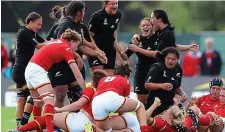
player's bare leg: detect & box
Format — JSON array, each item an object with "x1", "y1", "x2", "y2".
[
  {"x1": 136, "y1": 94, "x2": 147, "y2": 104},
  {"x1": 16, "y1": 97, "x2": 26, "y2": 127},
  {"x1": 53, "y1": 85, "x2": 68, "y2": 108}
]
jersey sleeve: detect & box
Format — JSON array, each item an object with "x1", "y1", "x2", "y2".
[
  {"x1": 156, "y1": 32, "x2": 176, "y2": 51},
  {"x1": 56, "y1": 21, "x2": 71, "y2": 38},
  {"x1": 177, "y1": 66, "x2": 183, "y2": 87},
  {"x1": 88, "y1": 13, "x2": 99, "y2": 33},
  {"x1": 145, "y1": 65, "x2": 161, "y2": 83},
  {"x1": 82, "y1": 88, "x2": 95, "y2": 102},
  {"x1": 63, "y1": 47, "x2": 75, "y2": 64},
  {"x1": 124, "y1": 48, "x2": 134, "y2": 58},
  {"x1": 82, "y1": 25, "x2": 91, "y2": 42},
  {"x1": 150, "y1": 118, "x2": 166, "y2": 131},
  {"x1": 21, "y1": 30, "x2": 39, "y2": 47},
  {"x1": 46, "y1": 23, "x2": 58, "y2": 40},
  {"x1": 36, "y1": 33, "x2": 45, "y2": 43},
  {"x1": 195, "y1": 96, "x2": 202, "y2": 107},
  {"x1": 123, "y1": 79, "x2": 131, "y2": 97}
]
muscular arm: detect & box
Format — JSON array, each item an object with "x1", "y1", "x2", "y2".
[
  {"x1": 55, "y1": 97, "x2": 88, "y2": 112},
  {"x1": 145, "y1": 65, "x2": 162, "y2": 90},
  {"x1": 176, "y1": 44, "x2": 190, "y2": 51},
  {"x1": 89, "y1": 31, "x2": 101, "y2": 50},
  {"x1": 78, "y1": 45, "x2": 99, "y2": 57},
  {"x1": 136, "y1": 48, "x2": 157, "y2": 58}
]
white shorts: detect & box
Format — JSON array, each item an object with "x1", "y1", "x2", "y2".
[
  {"x1": 25, "y1": 62, "x2": 50, "y2": 89},
  {"x1": 66, "y1": 112, "x2": 94, "y2": 132},
  {"x1": 121, "y1": 113, "x2": 141, "y2": 132},
  {"x1": 92, "y1": 91, "x2": 126, "y2": 121}
]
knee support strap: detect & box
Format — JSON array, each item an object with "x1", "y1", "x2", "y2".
[
  {"x1": 134, "y1": 100, "x2": 141, "y2": 112},
  {"x1": 40, "y1": 92, "x2": 54, "y2": 100},
  {"x1": 26, "y1": 96, "x2": 34, "y2": 105}
]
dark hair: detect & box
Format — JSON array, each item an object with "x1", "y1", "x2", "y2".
[
  {"x1": 50, "y1": 5, "x2": 63, "y2": 20},
  {"x1": 92, "y1": 69, "x2": 108, "y2": 87},
  {"x1": 114, "y1": 64, "x2": 132, "y2": 77},
  {"x1": 66, "y1": 1, "x2": 85, "y2": 17},
  {"x1": 156, "y1": 47, "x2": 180, "y2": 62},
  {"x1": 152, "y1": 9, "x2": 174, "y2": 29},
  {"x1": 25, "y1": 12, "x2": 42, "y2": 24}
]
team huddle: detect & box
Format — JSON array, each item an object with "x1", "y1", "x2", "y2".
[{"x1": 8, "y1": 0, "x2": 224, "y2": 132}]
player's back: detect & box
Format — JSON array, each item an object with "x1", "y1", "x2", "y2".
[
  {"x1": 30, "y1": 38, "x2": 73, "y2": 71},
  {"x1": 95, "y1": 75, "x2": 130, "y2": 97}
]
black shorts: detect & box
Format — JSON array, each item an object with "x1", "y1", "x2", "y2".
[
  {"x1": 133, "y1": 73, "x2": 149, "y2": 95},
  {"x1": 48, "y1": 61, "x2": 85, "y2": 88},
  {"x1": 88, "y1": 47, "x2": 116, "y2": 69},
  {"x1": 12, "y1": 65, "x2": 30, "y2": 97}
]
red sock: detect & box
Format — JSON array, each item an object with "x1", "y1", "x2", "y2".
[
  {"x1": 44, "y1": 104, "x2": 54, "y2": 132},
  {"x1": 33, "y1": 106, "x2": 43, "y2": 132},
  {"x1": 140, "y1": 125, "x2": 149, "y2": 132},
  {"x1": 33, "y1": 106, "x2": 42, "y2": 119},
  {"x1": 198, "y1": 114, "x2": 214, "y2": 126},
  {"x1": 18, "y1": 116, "x2": 46, "y2": 131},
  {"x1": 184, "y1": 115, "x2": 193, "y2": 128}
]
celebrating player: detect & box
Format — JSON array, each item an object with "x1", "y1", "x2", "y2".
[
  {"x1": 116, "y1": 18, "x2": 157, "y2": 104},
  {"x1": 88, "y1": 0, "x2": 122, "y2": 75},
  {"x1": 12, "y1": 12, "x2": 45, "y2": 127},
  {"x1": 145, "y1": 47, "x2": 186, "y2": 116}
]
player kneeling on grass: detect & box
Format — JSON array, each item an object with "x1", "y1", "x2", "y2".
[
  {"x1": 7, "y1": 28, "x2": 86, "y2": 132},
  {"x1": 92, "y1": 64, "x2": 149, "y2": 132}
]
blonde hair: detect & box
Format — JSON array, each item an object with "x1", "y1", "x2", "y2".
[
  {"x1": 61, "y1": 28, "x2": 81, "y2": 42},
  {"x1": 169, "y1": 105, "x2": 185, "y2": 126},
  {"x1": 139, "y1": 17, "x2": 152, "y2": 28}
]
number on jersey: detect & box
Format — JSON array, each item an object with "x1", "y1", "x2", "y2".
[
  {"x1": 104, "y1": 76, "x2": 116, "y2": 82},
  {"x1": 46, "y1": 39, "x2": 62, "y2": 45}
]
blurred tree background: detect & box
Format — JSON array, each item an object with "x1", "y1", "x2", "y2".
[{"x1": 1, "y1": 1, "x2": 225, "y2": 33}]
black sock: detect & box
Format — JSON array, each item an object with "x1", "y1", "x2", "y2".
[
  {"x1": 16, "y1": 118, "x2": 21, "y2": 127},
  {"x1": 20, "y1": 112, "x2": 31, "y2": 125},
  {"x1": 67, "y1": 85, "x2": 83, "y2": 104}
]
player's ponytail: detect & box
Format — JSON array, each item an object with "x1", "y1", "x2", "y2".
[
  {"x1": 114, "y1": 63, "x2": 132, "y2": 78},
  {"x1": 49, "y1": 5, "x2": 62, "y2": 20},
  {"x1": 61, "y1": 28, "x2": 81, "y2": 42}
]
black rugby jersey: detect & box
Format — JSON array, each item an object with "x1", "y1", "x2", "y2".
[
  {"x1": 55, "y1": 17, "x2": 91, "y2": 42},
  {"x1": 88, "y1": 8, "x2": 122, "y2": 48},
  {"x1": 125, "y1": 34, "x2": 157, "y2": 75},
  {"x1": 154, "y1": 26, "x2": 176, "y2": 51},
  {"x1": 15, "y1": 26, "x2": 44, "y2": 66},
  {"x1": 145, "y1": 62, "x2": 183, "y2": 104},
  {"x1": 46, "y1": 22, "x2": 59, "y2": 40},
  {"x1": 54, "y1": 17, "x2": 91, "y2": 56}
]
